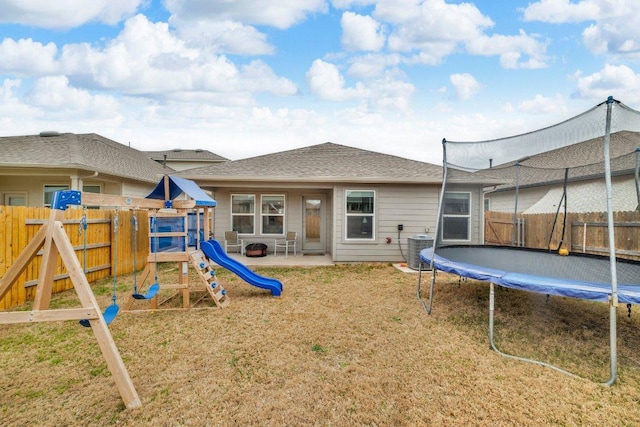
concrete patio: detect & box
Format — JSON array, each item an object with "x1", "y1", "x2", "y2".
[{"x1": 221, "y1": 251, "x2": 335, "y2": 267}]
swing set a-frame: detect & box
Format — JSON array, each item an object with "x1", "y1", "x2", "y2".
[{"x1": 0, "y1": 176, "x2": 217, "y2": 409}]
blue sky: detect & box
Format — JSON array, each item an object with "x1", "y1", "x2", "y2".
[{"x1": 1, "y1": 0, "x2": 639, "y2": 164}]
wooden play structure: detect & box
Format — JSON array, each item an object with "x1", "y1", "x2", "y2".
[{"x1": 0, "y1": 176, "x2": 226, "y2": 408}]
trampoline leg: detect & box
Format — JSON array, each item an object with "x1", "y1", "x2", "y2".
[
  {"x1": 605, "y1": 300, "x2": 617, "y2": 386},
  {"x1": 489, "y1": 283, "x2": 495, "y2": 350}
]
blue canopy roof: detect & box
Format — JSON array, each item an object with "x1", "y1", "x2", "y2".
[{"x1": 146, "y1": 175, "x2": 216, "y2": 207}]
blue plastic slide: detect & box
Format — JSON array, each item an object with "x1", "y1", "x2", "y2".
[{"x1": 200, "y1": 239, "x2": 283, "y2": 297}]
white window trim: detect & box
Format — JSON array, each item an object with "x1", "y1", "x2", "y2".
[
  {"x1": 442, "y1": 191, "x2": 471, "y2": 242},
  {"x1": 344, "y1": 189, "x2": 376, "y2": 241},
  {"x1": 231, "y1": 194, "x2": 256, "y2": 236},
  {"x1": 260, "y1": 194, "x2": 286, "y2": 236}
]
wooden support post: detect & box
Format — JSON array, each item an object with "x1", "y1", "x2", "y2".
[
  {"x1": 33, "y1": 209, "x2": 64, "y2": 310},
  {"x1": 52, "y1": 223, "x2": 141, "y2": 408}
]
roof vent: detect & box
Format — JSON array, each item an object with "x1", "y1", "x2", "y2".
[
  {"x1": 173, "y1": 148, "x2": 182, "y2": 152},
  {"x1": 195, "y1": 149, "x2": 203, "y2": 153},
  {"x1": 39, "y1": 131, "x2": 61, "y2": 137}
]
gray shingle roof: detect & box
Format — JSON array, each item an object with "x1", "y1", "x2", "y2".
[
  {"x1": 484, "y1": 131, "x2": 640, "y2": 191},
  {"x1": 0, "y1": 133, "x2": 170, "y2": 183},
  {"x1": 145, "y1": 149, "x2": 228, "y2": 162},
  {"x1": 179, "y1": 142, "x2": 448, "y2": 184}
]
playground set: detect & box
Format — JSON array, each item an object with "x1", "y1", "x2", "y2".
[{"x1": 0, "y1": 175, "x2": 283, "y2": 409}]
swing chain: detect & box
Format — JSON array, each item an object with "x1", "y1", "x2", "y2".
[
  {"x1": 111, "y1": 211, "x2": 119, "y2": 305},
  {"x1": 78, "y1": 212, "x2": 87, "y2": 236}
]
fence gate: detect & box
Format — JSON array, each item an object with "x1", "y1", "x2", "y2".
[{"x1": 484, "y1": 211, "x2": 525, "y2": 246}]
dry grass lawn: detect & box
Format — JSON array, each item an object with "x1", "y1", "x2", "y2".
[{"x1": 2, "y1": 263, "x2": 640, "y2": 426}]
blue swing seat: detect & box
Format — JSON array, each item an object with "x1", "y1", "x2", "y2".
[
  {"x1": 79, "y1": 303, "x2": 119, "y2": 328},
  {"x1": 132, "y1": 282, "x2": 160, "y2": 300}
]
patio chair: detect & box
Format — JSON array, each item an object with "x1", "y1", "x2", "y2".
[
  {"x1": 224, "y1": 231, "x2": 244, "y2": 254},
  {"x1": 274, "y1": 231, "x2": 297, "y2": 257}
]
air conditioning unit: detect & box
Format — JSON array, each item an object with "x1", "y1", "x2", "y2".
[{"x1": 407, "y1": 234, "x2": 433, "y2": 270}]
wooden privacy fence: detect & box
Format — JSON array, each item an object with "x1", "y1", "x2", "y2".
[
  {"x1": 0, "y1": 206, "x2": 149, "y2": 309},
  {"x1": 485, "y1": 210, "x2": 640, "y2": 261}
]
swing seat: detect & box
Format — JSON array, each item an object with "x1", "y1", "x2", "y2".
[
  {"x1": 79, "y1": 304, "x2": 120, "y2": 328},
  {"x1": 132, "y1": 283, "x2": 160, "y2": 300}
]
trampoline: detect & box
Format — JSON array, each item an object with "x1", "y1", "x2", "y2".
[
  {"x1": 419, "y1": 245, "x2": 640, "y2": 383},
  {"x1": 419, "y1": 97, "x2": 640, "y2": 384},
  {"x1": 420, "y1": 246, "x2": 640, "y2": 305}
]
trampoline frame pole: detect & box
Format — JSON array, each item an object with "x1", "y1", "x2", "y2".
[
  {"x1": 426, "y1": 138, "x2": 450, "y2": 315},
  {"x1": 603, "y1": 96, "x2": 618, "y2": 386}
]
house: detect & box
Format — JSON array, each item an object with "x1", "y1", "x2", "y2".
[
  {"x1": 0, "y1": 132, "x2": 491, "y2": 263},
  {"x1": 179, "y1": 142, "x2": 488, "y2": 262},
  {"x1": 484, "y1": 130, "x2": 640, "y2": 214},
  {"x1": 145, "y1": 149, "x2": 228, "y2": 171},
  {"x1": 0, "y1": 132, "x2": 170, "y2": 206}
]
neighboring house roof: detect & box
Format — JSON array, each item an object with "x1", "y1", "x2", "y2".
[
  {"x1": 0, "y1": 132, "x2": 170, "y2": 183},
  {"x1": 485, "y1": 131, "x2": 640, "y2": 192},
  {"x1": 180, "y1": 142, "x2": 483, "y2": 185},
  {"x1": 145, "y1": 149, "x2": 228, "y2": 163}
]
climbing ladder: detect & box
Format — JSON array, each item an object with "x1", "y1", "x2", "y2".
[{"x1": 189, "y1": 250, "x2": 230, "y2": 308}]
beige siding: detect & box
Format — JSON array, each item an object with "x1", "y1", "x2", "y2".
[
  {"x1": 486, "y1": 186, "x2": 552, "y2": 213},
  {"x1": 0, "y1": 170, "x2": 155, "y2": 206},
  {"x1": 333, "y1": 184, "x2": 441, "y2": 262}
]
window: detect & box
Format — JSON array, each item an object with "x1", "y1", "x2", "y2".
[
  {"x1": 484, "y1": 197, "x2": 490, "y2": 212},
  {"x1": 44, "y1": 185, "x2": 69, "y2": 207},
  {"x1": 83, "y1": 185, "x2": 101, "y2": 193},
  {"x1": 231, "y1": 194, "x2": 255, "y2": 234},
  {"x1": 442, "y1": 192, "x2": 471, "y2": 241},
  {"x1": 345, "y1": 190, "x2": 375, "y2": 240},
  {"x1": 261, "y1": 195, "x2": 285, "y2": 235},
  {"x1": 5, "y1": 193, "x2": 26, "y2": 206}
]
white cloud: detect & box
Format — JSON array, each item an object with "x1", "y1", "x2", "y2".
[
  {"x1": 347, "y1": 53, "x2": 401, "y2": 79},
  {"x1": 341, "y1": 12, "x2": 386, "y2": 52},
  {"x1": 53, "y1": 14, "x2": 296, "y2": 99},
  {"x1": 574, "y1": 64, "x2": 640, "y2": 104},
  {"x1": 0, "y1": 38, "x2": 59, "y2": 76},
  {"x1": 0, "y1": 79, "x2": 39, "y2": 118},
  {"x1": 0, "y1": 0, "x2": 142, "y2": 29},
  {"x1": 171, "y1": 20, "x2": 274, "y2": 55},
  {"x1": 26, "y1": 75, "x2": 121, "y2": 120},
  {"x1": 466, "y1": 30, "x2": 549, "y2": 69},
  {"x1": 363, "y1": 0, "x2": 548, "y2": 69},
  {"x1": 164, "y1": 1, "x2": 329, "y2": 56},
  {"x1": 450, "y1": 73, "x2": 481, "y2": 101},
  {"x1": 522, "y1": 0, "x2": 599, "y2": 23},
  {"x1": 379, "y1": 0, "x2": 493, "y2": 51},
  {"x1": 165, "y1": 0, "x2": 327, "y2": 30},
  {"x1": 306, "y1": 59, "x2": 369, "y2": 102},
  {"x1": 517, "y1": 94, "x2": 567, "y2": 115},
  {"x1": 306, "y1": 59, "x2": 414, "y2": 113},
  {"x1": 524, "y1": 0, "x2": 640, "y2": 58}
]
